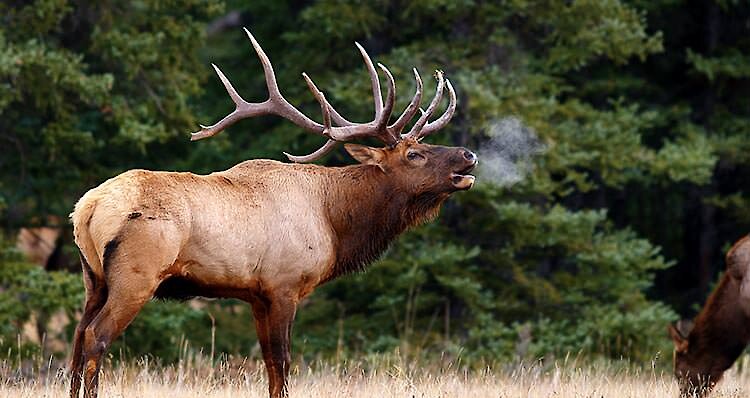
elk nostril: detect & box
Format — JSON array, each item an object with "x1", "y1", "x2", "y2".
[{"x1": 463, "y1": 150, "x2": 476, "y2": 162}]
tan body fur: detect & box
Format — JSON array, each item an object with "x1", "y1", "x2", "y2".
[
  {"x1": 72, "y1": 158, "x2": 450, "y2": 298},
  {"x1": 74, "y1": 161, "x2": 339, "y2": 301}
]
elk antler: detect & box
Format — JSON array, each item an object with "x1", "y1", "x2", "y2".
[
  {"x1": 194, "y1": 28, "x2": 456, "y2": 163},
  {"x1": 402, "y1": 70, "x2": 456, "y2": 141},
  {"x1": 287, "y1": 66, "x2": 425, "y2": 163}
]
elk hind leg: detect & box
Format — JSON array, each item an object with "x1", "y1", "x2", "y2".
[
  {"x1": 81, "y1": 279, "x2": 157, "y2": 398},
  {"x1": 80, "y1": 240, "x2": 173, "y2": 398},
  {"x1": 70, "y1": 256, "x2": 107, "y2": 398}
]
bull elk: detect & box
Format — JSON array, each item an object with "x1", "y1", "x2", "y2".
[
  {"x1": 668, "y1": 235, "x2": 750, "y2": 398},
  {"x1": 69, "y1": 29, "x2": 477, "y2": 398}
]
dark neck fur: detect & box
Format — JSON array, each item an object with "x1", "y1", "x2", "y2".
[
  {"x1": 321, "y1": 165, "x2": 447, "y2": 282},
  {"x1": 689, "y1": 274, "x2": 750, "y2": 372}
]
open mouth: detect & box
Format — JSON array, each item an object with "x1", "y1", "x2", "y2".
[{"x1": 450, "y1": 163, "x2": 477, "y2": 190}]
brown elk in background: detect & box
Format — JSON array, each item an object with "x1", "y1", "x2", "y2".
[
  {"x1": 15, "y1": 216, "x2": 72, "y2": 352},
  {"x1": 17, "y1": 223, "x2": 60, "y2": 267},
  {"x1": 16, "y1": 215, "x2": 72, "y2": 271},
  {"x1": 668, "y1": 235, "x2": 750, "y2": 398},
  {"x1": 69, "y1": 28, "x2": 477, "y2": 398}
]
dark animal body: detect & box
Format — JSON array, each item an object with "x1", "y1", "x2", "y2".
[
  {"x1": 68, "y1": 29, "x2": 477, "y2": 398},
  {"x1": 669, "y1": 235, "x2": 750, "y2": 397}
]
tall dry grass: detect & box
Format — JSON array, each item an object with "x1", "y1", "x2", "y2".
[{"x1": 2, "y1": 353, "x2": 750, "y2": 397}]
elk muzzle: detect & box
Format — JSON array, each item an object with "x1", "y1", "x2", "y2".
[{"x1": 451, "y1": 149, "x2": 478, "y2": 190}]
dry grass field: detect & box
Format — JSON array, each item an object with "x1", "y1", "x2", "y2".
[{"x1": 2, "y1": 354, "x2": 750, "y2": 398}]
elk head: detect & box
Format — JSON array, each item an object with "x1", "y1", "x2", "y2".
[
  {"x1": 191, "y1": 28, "x2": 476, "y2": 190},
  {"x1": 345, "y1": 140, "x2": 476, "y2": 194},
  {"x1": 668, "y1": 320, "x2": 720, "y2": 398}
]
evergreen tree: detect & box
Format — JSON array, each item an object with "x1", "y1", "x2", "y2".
[
  {"x1": 203, "y1": 0, "x2": 711, "y2": 362},
  {"x1": 1, "y1": 0, "x2": 748, "y2": 365},
  {"x1": 0, "y1": 0, "x2": 223, "y2": 226},
  {"x1": 0, "y1": 0, "x2": 221, "y2": 359}
]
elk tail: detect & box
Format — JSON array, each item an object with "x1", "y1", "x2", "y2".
[{"x1": 70, "y1": 192, "x2": 106, "y2": 281}]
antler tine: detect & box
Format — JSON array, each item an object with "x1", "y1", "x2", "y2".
[
  {"x1": 326, "y1": 62, "x2": 397, "y2": 144},
  {"x1": 244, "y1": 28, "x2": 280, "y2": 100},
  {"x1": 411, "y1": 108, "x2": 428, "y2": 136},
  {"x1": 211, "y1": 63, "x2": 246, "y2": 108},
  {"x1": 388, "y1": 68, "x2": 423, "y2": 136},
  {"x1": 355, "y1": 42, "x2": 383, "y2": 117},
  {"x1": 284, "y1": 74, "x2": 342, "y2": 163},
  {"x1": 301, "y1": 73, "x2": 332, "y2": 135},
  {"x1": 302, "y1": 72, "x2": 354, "y2": 127},
  {"x1": 376, "y1": 63, "x2": 397, "y2": 143},
  {"x1": 418, "y1": 79, "x2": 456, "y2": 138},
  {"x1": 320, "y1": 99, "x2": 354, "y2": 127},
  {"x1": 191, "y1": 64, "x2": 251, "y2": 141},
  {"x1": 284, "y1": 139, "x2": 338, "y2": 163},
  {"x1": 244, "y1": 28, "x2": 330, "y2": 133},
  {"x1": 404, "y1": 70, "x2": 445, "y2": 139}
]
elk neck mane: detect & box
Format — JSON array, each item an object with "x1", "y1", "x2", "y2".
[
  {"x1": 321, "y1": 164, "x2": 448, "y2": 281},
  {"x1": 688, "y1": 269, "x2": 750, "y2": 371}
]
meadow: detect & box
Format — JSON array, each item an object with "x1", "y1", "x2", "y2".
[{"x1": 3, "y1": 354, "x2": 750, "y2": 398}]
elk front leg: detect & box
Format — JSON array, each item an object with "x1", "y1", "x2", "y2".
[
  {"x1": 251, "y1": 293, "x2": 297, "y2": 398},
  {"x1": 251, "y1": 299, "x2": 275, "y2": 392}
]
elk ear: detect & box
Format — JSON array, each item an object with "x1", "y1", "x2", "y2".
[
  {"x1": 345, "y1": 144, "x2": 385, "y2": 170},
  {"x1": 676, "y1": 319, "x2": 694, "y2": 336},
  {"x1": 668, "y1": 322, "x2": 690, "y2": 353}
]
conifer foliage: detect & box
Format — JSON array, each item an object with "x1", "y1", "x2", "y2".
[{"x1": 1, "y1": 0, "x2": 748, "y2": 364}]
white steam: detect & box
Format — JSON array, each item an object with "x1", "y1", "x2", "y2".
[{"x1": 476, "y1": 117, "x2": 546, "y2": 187}]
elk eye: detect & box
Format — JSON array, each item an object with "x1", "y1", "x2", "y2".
[{"x1": 407, "y1": 151, "x2": 424, "y2": 161}]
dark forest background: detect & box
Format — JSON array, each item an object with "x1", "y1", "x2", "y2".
[{"x1": 1, "y1": 0, "x2": 749, "y2": 367}]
